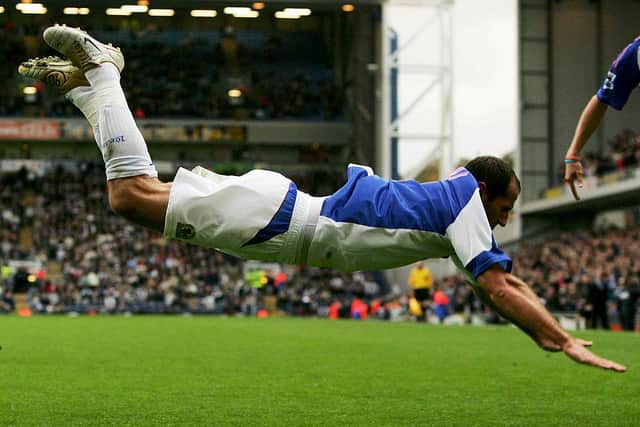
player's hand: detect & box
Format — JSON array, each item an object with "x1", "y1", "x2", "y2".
[
  {"x1": 574, "y1": 338, "x2": 592, "y2": 347},
  {"x1": 562, "y1": 338, "x2": 626, "y2": 372},
  {"x1": 564, "y1": 161, "x2": 583, "y2": 201}
]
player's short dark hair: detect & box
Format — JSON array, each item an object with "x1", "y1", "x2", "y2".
[{"x1": 465, "y1": 156, "x2": 520, "y2": 200}]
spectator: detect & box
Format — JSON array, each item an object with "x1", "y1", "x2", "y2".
[
  {"x1": 616, "y1": 275, "x2": 639, "y2": 331},
  {"x1": 407, "y1": 261, "x2": 433, "y2": 322},
  {"x1": 432, "y1": 286, "x2": 449, "y2": 324}
]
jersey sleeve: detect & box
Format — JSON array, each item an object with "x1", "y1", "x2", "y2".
[
  {"x1": 465, "y1": 236, "x2": 512, "y2": 278},
  {"x1": 445, "y1": 189, "x2": 512, "y2": 278},
  {"x1": 596, "y1": 39, "x2": 640, "y2": 110}
]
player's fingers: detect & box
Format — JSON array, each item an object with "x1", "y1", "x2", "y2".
[
  {"x1": 610, "y1": 363, "x2": 627, "y2": 373},
  {"x1": 563, "y1": 166, "x2": 574, "y2": 184},
  {"x1": 564, "y1": 343, "x2": 625, "y2": 372},
  {"x1": 576, "y1": 338, "x2": 593, "y2": 347},
  {"x1": 583, "y1": 351, "x2": 627, "y2": 372},
  {"x1": 575, "y1": 168, "x2": 584, "y2": 187},
  {"x1": 569, "y1": 180, "x2": 580, "y2": 200},
  {"x1": 564, "y1": 164, "x2": 583, "y2": 201},
  {"x1": 597, "y1": 359, "x2": 627, "y2": 373}
]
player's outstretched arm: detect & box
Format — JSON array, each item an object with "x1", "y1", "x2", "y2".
[
  {"x1": 564, "y1": 96, "x2": 608, "y2": 200},
  {"x1": 476, "y1": 266, "x2": 626, "y2": 373}
]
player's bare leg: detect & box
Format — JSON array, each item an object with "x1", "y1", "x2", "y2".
[
  {"x1": 19, "y1": 25, "x2": 170, "y2": 233},
  {"x1": 108, "y1": 176, "x2": 171, "y2": 232}
]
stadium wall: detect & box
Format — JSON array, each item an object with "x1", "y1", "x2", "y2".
[
  {"x1": 521, "y1": 0, "x2": 640, "y2": 202},
  {"x1": 520, "y1": 0, "x2": 640, "y2": 237}
]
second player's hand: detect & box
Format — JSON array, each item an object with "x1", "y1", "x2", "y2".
[
  {"x1": 563, "y1": 338, "x2": 626, "y2": 372},
  {"x1": 564, "y1": 161, "x2": 584, "y2": 200}
]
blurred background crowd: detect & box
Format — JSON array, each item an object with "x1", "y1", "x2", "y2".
[
  {"x1": 2, "y1": 22, "x2": 343, "y2": 120},
  {"x1": 0, "y1": 15, "x2": 639, "y2": 332},
  {"x1": 0, "y1": 165, "x2": 638, "y2": 331},
  {"x1": 556, "y1": 128, "x2": 640, "y2": 184}
]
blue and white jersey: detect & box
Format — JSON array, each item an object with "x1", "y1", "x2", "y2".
[
  {"x1": 597, "y1": 36, "x2": 640, "y2": 110},
  {"x1": 306, "y1": 164, "x2": 512, "y2": 276}
]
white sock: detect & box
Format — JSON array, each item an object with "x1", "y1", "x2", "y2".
[
  {"x1": 85, "y1": 63, "x2": 128, "y2": 109},
  {"x1": 66, "y1": 63, "x2": 157, "y2": 180},
  {"x1": 65, "y1": 86, "x2": 98, "y2": 129}
]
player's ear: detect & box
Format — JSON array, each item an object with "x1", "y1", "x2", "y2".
[{"x1": 478, "y1": 181, "x2": 489, "y2": 201}]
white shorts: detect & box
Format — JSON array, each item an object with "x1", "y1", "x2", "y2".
[{"x1": 164, "y1": 166, "x2": 323, "y2": 264}]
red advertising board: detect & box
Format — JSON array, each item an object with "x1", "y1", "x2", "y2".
[{"x1": 0, "y1": 120, "x2": 61, "y2": 140}]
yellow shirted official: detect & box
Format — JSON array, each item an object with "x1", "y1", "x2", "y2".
[{"x1": 408, "y1": 261, "x2": 433, "y2": 290}]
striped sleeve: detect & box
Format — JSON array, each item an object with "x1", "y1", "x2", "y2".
[
  {"x1": 445, "y1": 189, "x2": 512, "y2": 278},
  {"x1": 596, "y1": 38, "x2": 640, "y2": 110}
]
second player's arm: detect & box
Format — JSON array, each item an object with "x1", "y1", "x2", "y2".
[
  {"x1": 564, "y1": 96, "x2": 608, "y2": 198},
  {"x1": 566, "y1": 95, "x2": 608, "y2": 159}
]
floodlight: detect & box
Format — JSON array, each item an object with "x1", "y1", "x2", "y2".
[
  {"x1": 275, "y1": 11, "x2": 301, "y2": 19},
  {"x1": 16, "y1": 3, "x2": 47, "y2": 14},
  {"x1": 106, "y1": 8, "x2": 132, "y2": 16},
  {"x1": 224, "y1": 7, "x2": 252, "y2": 14},
  {"x1": 64, "y1": 7, "x2": 90, "y2": 15},
  {"x1": 283, "y1": 8, "x2": 311, "y2": 16},
  {"x1": 191, "y1": 10, "x2": 217, "y2": 18},
  {"x1": 121, "y1": 5, "x2": 148, "y2": 13},
  {"x1": 149, "y1": 9, "x2": 175, "y2": 16}
]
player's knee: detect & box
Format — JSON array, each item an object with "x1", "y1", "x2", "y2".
[
  {"x1": 106, "y1": 176, "x2": 169, "y2": 232},
  {"x1": 107, "y1": 180, "x2": 140, "y2": 218}
]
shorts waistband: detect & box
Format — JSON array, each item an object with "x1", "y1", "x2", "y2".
[{"x1": 293, "y1": 194, "x2": 324, "y2": 265}]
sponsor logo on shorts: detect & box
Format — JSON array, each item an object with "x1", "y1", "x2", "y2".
[
  {"x1": 106, "y1": 135, "x2": 126, "y2": 145},
  {"x1": 176, "y1": 222, "x2": 195, "y2": 239}
]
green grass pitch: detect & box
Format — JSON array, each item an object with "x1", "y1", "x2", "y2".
[{"x1": 0, "y1": 316, "x2": 638, "y2": 426}]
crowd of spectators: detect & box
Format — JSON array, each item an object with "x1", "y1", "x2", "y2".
[
  {"x1": 556, "y1": 128, "x2": 640, "y2": 184},
  {"x1": 0, "y1": 165, "x2": 395, "y2": 319},
  {"x1": 0, "y1": 165, "x2": 638, "y2": 331},
  {"x1": 421, "y1": 226, "x2": 640, "y2": 331},
  {"x1": 0, "y1": 171, "x2": 25, "y2": 262},
  {"x1": 510, "y1": 227, "x2": 640, "y2": 330},
  {"x1": 2, "y1": 21, "x2": 343, "y2": 120}
]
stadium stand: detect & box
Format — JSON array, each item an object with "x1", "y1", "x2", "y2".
[
  {"x1": 541, "y1": 128, "x2": 640, "y2": 200},
  {"x1": 0, "y1": 164, "x2": 637, "y2": 330},
  {"x1": 555, "y1": 128, "x2": 638, "y2": 186},
  {"x1": 0, "y1": 6, "x2": 636, "y2": 332},
  {"x1": 436, "y1": 225, "x2": 640, "y2": 330},
  {"x1": 4, "y1": 23, "x2": 342, "y2": 120},
  {"x1": 0, "y1": 164, "x2": 395, "y2": 317},
  {"x1": 0, "y1": 7, "x2": 369, "y2": 319}
]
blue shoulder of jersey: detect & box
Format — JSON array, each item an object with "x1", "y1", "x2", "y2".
[
  {"x1": 321, "y1": 165, "x2": 480, "y2": 234},
  {"x1": 597, "y1": 37, "x2": 640, "y2": 110}
]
